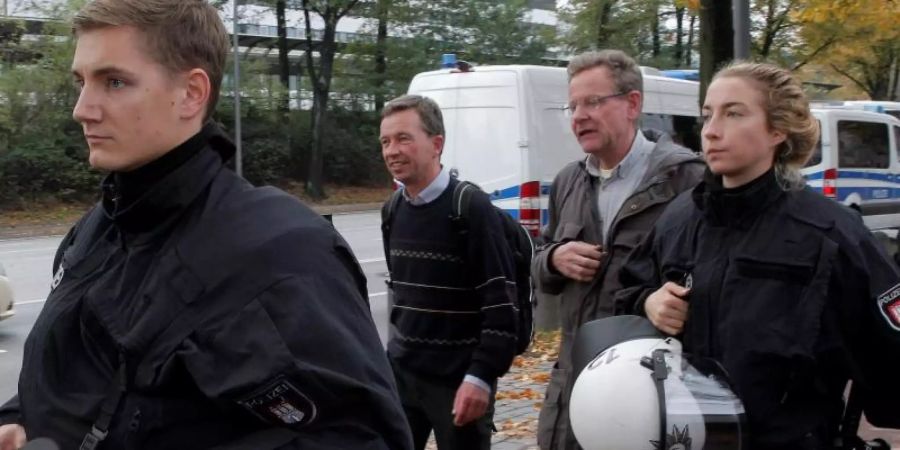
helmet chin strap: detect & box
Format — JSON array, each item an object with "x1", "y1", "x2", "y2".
[{"x1": 641, "y1": 348, "x2": 671, "y2": 449}]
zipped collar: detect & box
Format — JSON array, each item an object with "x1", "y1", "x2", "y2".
[
  {"x1": 101, "y1": 122, "x2": 236, "y2": 235},
  {"x1": 692, "y1": 168, "x2": 783, "y2": 229}
]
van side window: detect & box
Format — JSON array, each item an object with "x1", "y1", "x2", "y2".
[
  {"x1": 640, "y1": 113, "x2": 700, "y2": 153},
  {"x1": 895, "y1": 126, "x2": 900, "y2": 161},
  {"x1": 805, "y1": 119, "x2": 823, "y2": 167},
  {"x1": 837, "y1": 120, "x2": 890, "y2": 168}
]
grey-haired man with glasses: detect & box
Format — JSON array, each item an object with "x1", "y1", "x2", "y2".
[{"x1": 531, "y1": 49, "x2": 704, "y2": 450}]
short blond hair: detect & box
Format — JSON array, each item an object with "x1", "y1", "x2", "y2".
[
  {"x1": 73, "y1": 0, "x2": 229, "y2": 120},
  {"x1": 713, "y1": 61, "x2": 820, "y2": 190}
]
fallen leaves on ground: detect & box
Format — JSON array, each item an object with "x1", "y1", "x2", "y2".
[
  {"x1": 495, "y1": 387, "x2": 543, "y2": 401},
  {"x1": 495, "y1": 417, "x2": 539, "y2": 439},
  {"x1": 490, "y1": 329, "x2": 562, "y2": 441}
]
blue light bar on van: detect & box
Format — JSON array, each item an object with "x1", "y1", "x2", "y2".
[
  {"x1": 442, "y1": 53, "x2": 457, "y2": 69},
  {"x1": 661, "y1": 69, "x2": 699, "y2": 81},
  {"x1": 863, "y1": 104, "x2": 886, "y2": 113}
]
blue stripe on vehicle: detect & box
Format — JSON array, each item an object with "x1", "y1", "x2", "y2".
[
  {"x1": 490, "y1": 186, "x2": 521, "y2": 201},
  {"x1": 489, "y1": 182, "x2": 553, "y2": 200},
  {"x1": 805, "y1": 171, "x2": 824, "y2": 181},
  {"x1": 805, "y1": 170, "x2": 900, "y2": 183},
  {"x1": 500, "y1": 208, "x2": 520, "y2": 220}
]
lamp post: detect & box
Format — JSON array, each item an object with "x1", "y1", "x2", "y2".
[{"x1": 733, "y1": 0, "x2": 751, "y2": 59}]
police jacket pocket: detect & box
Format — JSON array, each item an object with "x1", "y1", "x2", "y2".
[
  {"x1": 733, "y1": 256, "x2": 814, "y2": 285},
  {"x1": 727, "y1": 255, "x2": 819, "y2": 335},
  {"x1": 114, "y1": 391, "x2": 251, "y2": 450},
  {"x1": 721, "y1": 253, "x2": 831, "y2": 424}
]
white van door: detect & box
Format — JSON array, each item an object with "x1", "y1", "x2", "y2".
[
  {"x1": 408, "y1": 70, "x2": 523, "y2": 208},
  {"x1": 833, "y1": 113, "x2": 900, "y2": 229}
]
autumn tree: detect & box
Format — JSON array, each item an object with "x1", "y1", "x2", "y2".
[
  {"x1": 795, "y1": 0, "x2": 900, "y2": 100},
  {"x1": 751, "y1": 0, "x2": 800, "y2": 60}
]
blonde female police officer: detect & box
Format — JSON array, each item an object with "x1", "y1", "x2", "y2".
[{"x1": 616, "y1": 62, "x2": 900, "y2": 449}]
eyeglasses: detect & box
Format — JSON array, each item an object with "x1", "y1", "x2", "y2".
[{"x1": 563, "y1": 92, "x2": 628, "y2": 117}]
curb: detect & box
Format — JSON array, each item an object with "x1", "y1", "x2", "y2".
[
  {"x1": 0, "y1": 203, "x2": 383, "y2": 241},
  {"x1": 310, "y1": 202, "x2": 382, "y2": 215}
]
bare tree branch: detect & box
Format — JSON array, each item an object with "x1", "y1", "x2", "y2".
[
  {"x1": 337, "y1": 0, "x2": 361, "y2": 19},
  {"x1": 831, "y1": 63, "x2": 873, "y2": 98},
  {"x1": 790, "y1": 34, "x2": 837, "y2": 72}
]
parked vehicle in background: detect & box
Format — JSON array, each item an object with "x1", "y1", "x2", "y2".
[
  {"x1": 0, "y1": 263, "x2": 16, "y2": 321},
  {"x1": 812, "y1": 100, "x2": 900, "y2": 121},
  {"x1": 803, "y1": 107, "x2": 900, "y2": 231},
  {"x1": 406, "y1": 62, "x2": 700, "y2": 237}
]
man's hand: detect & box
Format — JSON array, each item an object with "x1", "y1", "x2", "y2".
[
  {"x1": 644, "y1": 282, "x2": 690, "y2": 335},
  {"x1": 0, "y1": 424, "x2": 26, "y2": 450},
  {"x1": 452, "y1": 381, "x2": 489, "y2": 426},
  {"x1": 550, "y1": 241, "x2": 604, "y2": 282}
]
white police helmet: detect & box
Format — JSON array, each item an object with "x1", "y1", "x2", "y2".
[{"x1": 568, "y1": 316, "x2": 746, "y2": 450}]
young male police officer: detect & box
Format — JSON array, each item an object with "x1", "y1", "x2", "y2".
[
  {"x1": 531, "y1": 50, "x2": 704, "y2": 450},
  {"x1": 0, "y1": 1, "x2": 412, "y2": 449},
  {"x1": 379, "y1": 95, "x2": 518, "y2": 450}
]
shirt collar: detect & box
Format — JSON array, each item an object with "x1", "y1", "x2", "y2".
[
  {"x1": 585, "y1": 130, "x2": 648, "y2": 179},
  {"x1": 402, "y1": 165, "x2": 450, "y2": 205}
]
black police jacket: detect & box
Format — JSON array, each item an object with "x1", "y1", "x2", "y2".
[
  {"x1": 616, "y1": 170, "x2": 900, "y2": 449},
  {"x1": 0, "y1": 124, "x2": 413, "y2": 450}
]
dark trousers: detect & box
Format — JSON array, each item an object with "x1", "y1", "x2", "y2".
[{"x1": 390, "y1": 361, "x2": 494, "y2": 450}]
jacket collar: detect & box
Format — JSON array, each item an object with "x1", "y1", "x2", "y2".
[
  {"x1": 577, "y1": 129, "x2": 702, "y2": 188},
  {"x1": 691, "y1": 168, "x2": 783, "y2": 229},
  {"x1": 101, "y1": 122, "x2": 236, "y2": 235}
]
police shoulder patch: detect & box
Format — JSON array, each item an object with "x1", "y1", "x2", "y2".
[
  {"x1": 877, "y1": 283, "x2": 900, "y2": 331},
  {"x1": 238, "y1": 376, "x2": 317, "y2": 427}
]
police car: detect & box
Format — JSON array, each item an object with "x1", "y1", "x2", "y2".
[
  {"x1": 803, "y1": 107, "x2": 900, "y2": 231},
  {"x1": 0, "y1": 263, "x2": 16, "y2": 321}
]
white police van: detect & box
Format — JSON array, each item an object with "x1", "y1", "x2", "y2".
[
  {"x1": 803, "y1": 107, "x2": 900, "y2": 230},
  {"x1": 812, "y1": 100, "x2": 900, "y2": 121},
  {"x1": 406, "y1": 62, "x2": 700, "y2": 238}
]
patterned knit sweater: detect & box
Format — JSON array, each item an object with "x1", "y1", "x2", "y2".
[{"x1": 386, "y1": 178, "x2": 518, "y2": 384}]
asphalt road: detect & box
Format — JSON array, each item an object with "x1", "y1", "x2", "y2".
[{"x1": 0, "y1": 211, "x2": 391, "y2": 403}]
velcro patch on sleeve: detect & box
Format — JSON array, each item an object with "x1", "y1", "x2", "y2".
[
  {"x1": 877, "y1": 283, "x2": 900, "y2": 331},
  {"x1": 238, "y1": 377, "x2": 317, "y2": 427}
]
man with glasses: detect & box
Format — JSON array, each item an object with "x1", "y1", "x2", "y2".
[{"x1": 531, "y1": 50, "x2": 704, "y2": 450}]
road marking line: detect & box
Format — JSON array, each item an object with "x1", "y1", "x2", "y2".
[
  {"x1": 14, "y1": 292, "x2": 388, "y2": 306},
  {"x1": 0, "y1": 247, "x2": 60, "y2": 255},
  {"x1": 17, "y1": 299, "x2": 46, "y2": 305},
  {"x1": 358, "y1": 257, "x2": 386, "y2": 264}
]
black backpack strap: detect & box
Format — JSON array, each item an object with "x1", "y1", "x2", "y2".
[
  {"x1": 451, "y1": 180, "x2": 478, "y2": 227},
  {"x1": 380, "y1": 190, "x2": 403, "y2": 274}
]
